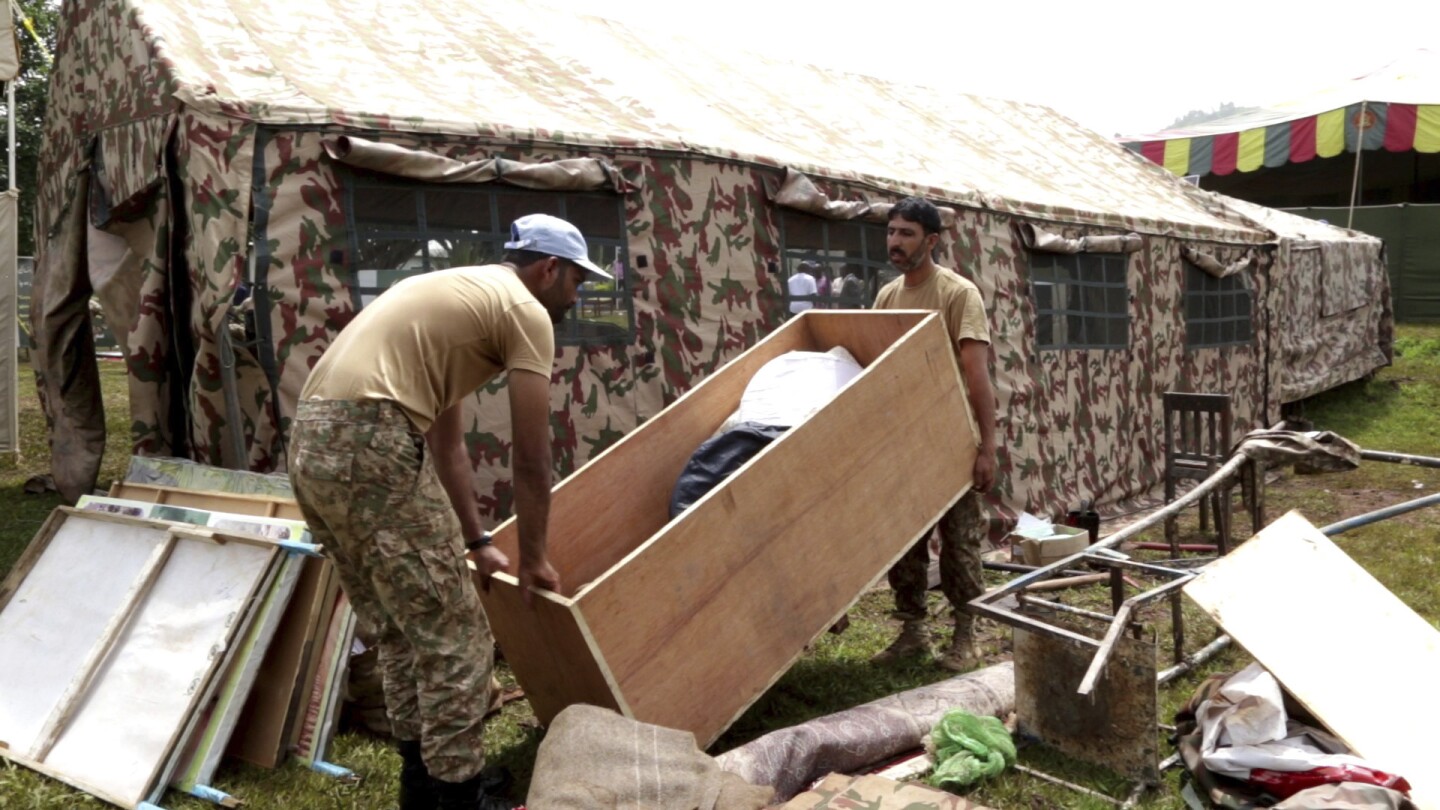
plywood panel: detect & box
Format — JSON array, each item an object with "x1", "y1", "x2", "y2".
[
  {"x1": 581, "y1": 312, "x2": 973, "y2": 745},
  {"x1": 480, "y1": 574, "x2": 623, "y2": 726},
  {"x1": 228, "y1": 556, "x2": 331, "y2": 768},
  {"x1": 1184, "y1": 511, "x2": 1440, "y2": 810},
  {"x1": 485, "y1": 315, "x2": 814, "y2": 594}
]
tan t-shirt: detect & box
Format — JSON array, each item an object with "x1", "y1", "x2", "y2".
[
  {"x1": 301, "y1": 265, "x2": 555, "y2": 432},
  {"x1": 874, "y1": 266, "x2": 990, "y2": 359}
]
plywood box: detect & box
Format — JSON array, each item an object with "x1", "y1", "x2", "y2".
[{"x1": 478, "y1": 310, "x2": 977, "y2": 747}]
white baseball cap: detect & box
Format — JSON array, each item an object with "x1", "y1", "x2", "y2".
[{"x1": 504, "y1": 214, "x2": 613, "y2": 282}]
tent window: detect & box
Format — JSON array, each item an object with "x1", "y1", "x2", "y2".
[
  {"x1": 345, "y1": 176, "x2": 633, "y2": 346},
  {"x1": 1184, "y1": 262, "x2": 1253, "y2": 350},
  {"x1": 1029, "y1": 252, "x2": 1129, "y2": 350},
  {"x1": 778, "y1": 210, "x2": 897, "y2": 314}
]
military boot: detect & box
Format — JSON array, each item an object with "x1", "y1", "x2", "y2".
[
  {"x1": 870, "y1": 619, "x2": 931, "y2": 664},
  {"x1": 395, "y1": 740, "x2": 436, "y2": 810},
  {"x1": 432, "y1": 771, "x2": 518, "y2": 810},
  {"x1": 939, "y1": 615, "x2": 982, "y2": 673}
]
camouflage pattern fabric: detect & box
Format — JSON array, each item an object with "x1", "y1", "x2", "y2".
[
  {"x1": 32, "y1": 0, "x2": 1392, "y2": 536},
  {"x1": 716, "y1": 663, "x2": 1014, "y2": 802},
  {"x1": 287, "y1": 399, "x2": 493, "y2": 783},
  {"x1": 887, "y1": 492, "x2": 985, "y2": 628}
]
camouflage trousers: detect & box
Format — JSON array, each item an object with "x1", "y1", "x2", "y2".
[
  {"x1": 887, "y1": 490, "x2": 986, "y2": 635},
  {"x1": 288, "y1": 399, "x2": 493, "y2": 783}
]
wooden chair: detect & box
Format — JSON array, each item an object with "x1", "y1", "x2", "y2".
[{"x1": 1163, "y1": 392, "x2": 1234, "y2": 554}]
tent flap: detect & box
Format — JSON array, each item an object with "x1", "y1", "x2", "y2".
[
  {"x1": 770, "y1": 168, "x2": 956, "y2": 228},
  {"x1": 323, "y1": 135, "x2": 631, "y2": 192},
  {"x1": 90, "y1": 115, "x2": 176, "y2": 228}
]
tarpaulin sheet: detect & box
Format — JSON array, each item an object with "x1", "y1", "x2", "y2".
[
  {"x1": 0, "y1": 190, "x2": 17, "y2": 453},
  {"x1": 1287, "y1": 204, "x2": 1440, "y2": 322},
  {"x1": 0, "y1": 12, "x2": 18, "y2": 82}
]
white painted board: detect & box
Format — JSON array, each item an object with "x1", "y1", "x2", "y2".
[
  {"x1": 1184, "y1": 511, "x2": 1440, "y2": 810},
  {"x1": 0, "y1": 511, "x2": 276, "y2": 807},
  {"x1": 0, "y1": 518, "x2": 164, "y2": 752}
]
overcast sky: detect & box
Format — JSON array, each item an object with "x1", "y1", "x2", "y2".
[{"x1": 554, "y1": 0, "x2": 1437, "y2": 137}]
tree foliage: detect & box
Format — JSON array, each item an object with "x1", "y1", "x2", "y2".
[
  {"x1": 1165, "y1": 101, "x2": 1258, "y2": 131},
  {"x1": 2, "y1": 0, "x2": 60, "y2": 257}
]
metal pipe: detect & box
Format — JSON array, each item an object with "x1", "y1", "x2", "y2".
[
  {"x1": 7, "y1": 80, "x2": 14, "y2": 190},
  {"x1": 1014, "y1": 764, "x2": 1125, "y2": 807},
  {"x1": 1158, "y1": 635, "x2": 1232, "y2": 685},
  {"x1": 1359, "y1": 449, "x2": 1440, "y2": 469},
  {"x1": 1320, "y1": 492, "x2": 1440, "y2": 536},
  {"x1": 984, "y1": 560, "x2": 1093, "y2": 578},
  {"x1": 1017, "y1": 594, "x2": 1117, "y2": 625}
]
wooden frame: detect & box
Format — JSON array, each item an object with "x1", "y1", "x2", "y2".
[
  {"x1": 479, "y1": 310, "x2": 977, "y2": 746},
  {"x1": 109, "y1": 482, "x2": 305, "y2": 521},
  {"x1": 0, "y1": 508, "x2": 281, "y2": 808}
]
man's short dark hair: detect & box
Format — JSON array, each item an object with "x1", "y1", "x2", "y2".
[
  {"x1": 503, "y1": 248, "x2": 550, "y2": 267},
  {"x1": 888, "y1": 197, "x2": 942, "y2": 236}
]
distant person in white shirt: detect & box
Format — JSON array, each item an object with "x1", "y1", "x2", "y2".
[{"x1": 788, "y1": 260, "x2": 819, "y2": 314}]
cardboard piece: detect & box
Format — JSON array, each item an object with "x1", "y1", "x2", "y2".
[
  {"x1": 1184, "y1": 511, "x2": 1440, "y2": 810},
  {"x1": 780, "y1": 773, "x2": 994, "y2": 809},
  {"x1": 479, "y1": 310, "x2": 977, "y2": 746}
]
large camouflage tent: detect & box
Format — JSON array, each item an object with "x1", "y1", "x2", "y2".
[{"x1": 33, "y1": 0, "x2": 1392, "y2": 528}]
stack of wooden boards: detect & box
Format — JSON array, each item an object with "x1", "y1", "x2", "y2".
[{"x1": 0, "y1": 483, "x2": 356, "y2": 809}]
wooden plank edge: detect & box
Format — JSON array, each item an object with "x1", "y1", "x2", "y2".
[
  {"x1": 569, "y1": 604, "x2": 633, "y2": 719},
  {"x1": 55, "y1": 506, "x2": 295, "y2": 552},
  {"x1": 0, "y1": 507, "x2": 67, "y2": 614}
]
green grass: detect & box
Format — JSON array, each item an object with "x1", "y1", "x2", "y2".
[{"x1": 3, "y1": 326, "x2": 1439, "y2": 808}]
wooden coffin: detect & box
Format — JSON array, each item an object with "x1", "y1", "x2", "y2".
[{"x1": 478, "y1": 310, "x2": 977, "y2": 746}]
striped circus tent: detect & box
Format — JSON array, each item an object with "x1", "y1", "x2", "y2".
[{"x1": 1120, "y1": 50, "x2": 1440, "y2": 178}]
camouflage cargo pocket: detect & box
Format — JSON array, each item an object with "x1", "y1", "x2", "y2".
[
  {"x1": 371, "y1": 504, "x2": 460, "y2": 558},
  {"x1": 293, "y1": 446, "x2": 354, "y2": 482},
  {"x1": 377, "y1": 531, "x2": 470, "y2": 615}
]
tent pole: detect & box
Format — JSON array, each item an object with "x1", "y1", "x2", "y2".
[
  {"x1": 7, "y1": 79, "x2": 14, "y2": 191},
  {"x1": 1346, "y1": 101, "x2": 1367, "y2": 229}
]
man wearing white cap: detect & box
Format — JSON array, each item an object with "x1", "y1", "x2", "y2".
[{"x1": 289, "y1": 214, "x2": 611, "y2": 810}]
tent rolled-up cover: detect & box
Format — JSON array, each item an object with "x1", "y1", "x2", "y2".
[
  {"x1": 1180, "y1": 244, "x2": 1256, "y2": 279},
  {"x1": 1018, "y1": 221, "x2": 1142, "y2": 255},
  {"x1": 770, "y1": 168, "x2": 957, "y2": 228},
  {"x1": 322, "y1": 135, "x2": 631, "y2": 192}
]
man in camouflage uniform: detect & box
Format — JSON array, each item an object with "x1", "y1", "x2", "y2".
[
  {"x1": 288, "y1": 214, "x2": 610, "y2": 810},
  {"x1": 871, "y1": 197, "x2": 997, "y2": 673}
]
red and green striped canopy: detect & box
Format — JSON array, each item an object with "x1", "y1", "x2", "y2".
[{"x1": 1122, "y1": 101, "x2": 1440, "y2": 177}]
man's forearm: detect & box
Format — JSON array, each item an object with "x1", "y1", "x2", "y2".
[
  {"x1": 433, "y1": 445, "x2": 486, "y2": 542},
  {"x1": 511, "y1": 462, "x2": 552, "y2": 564}
]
